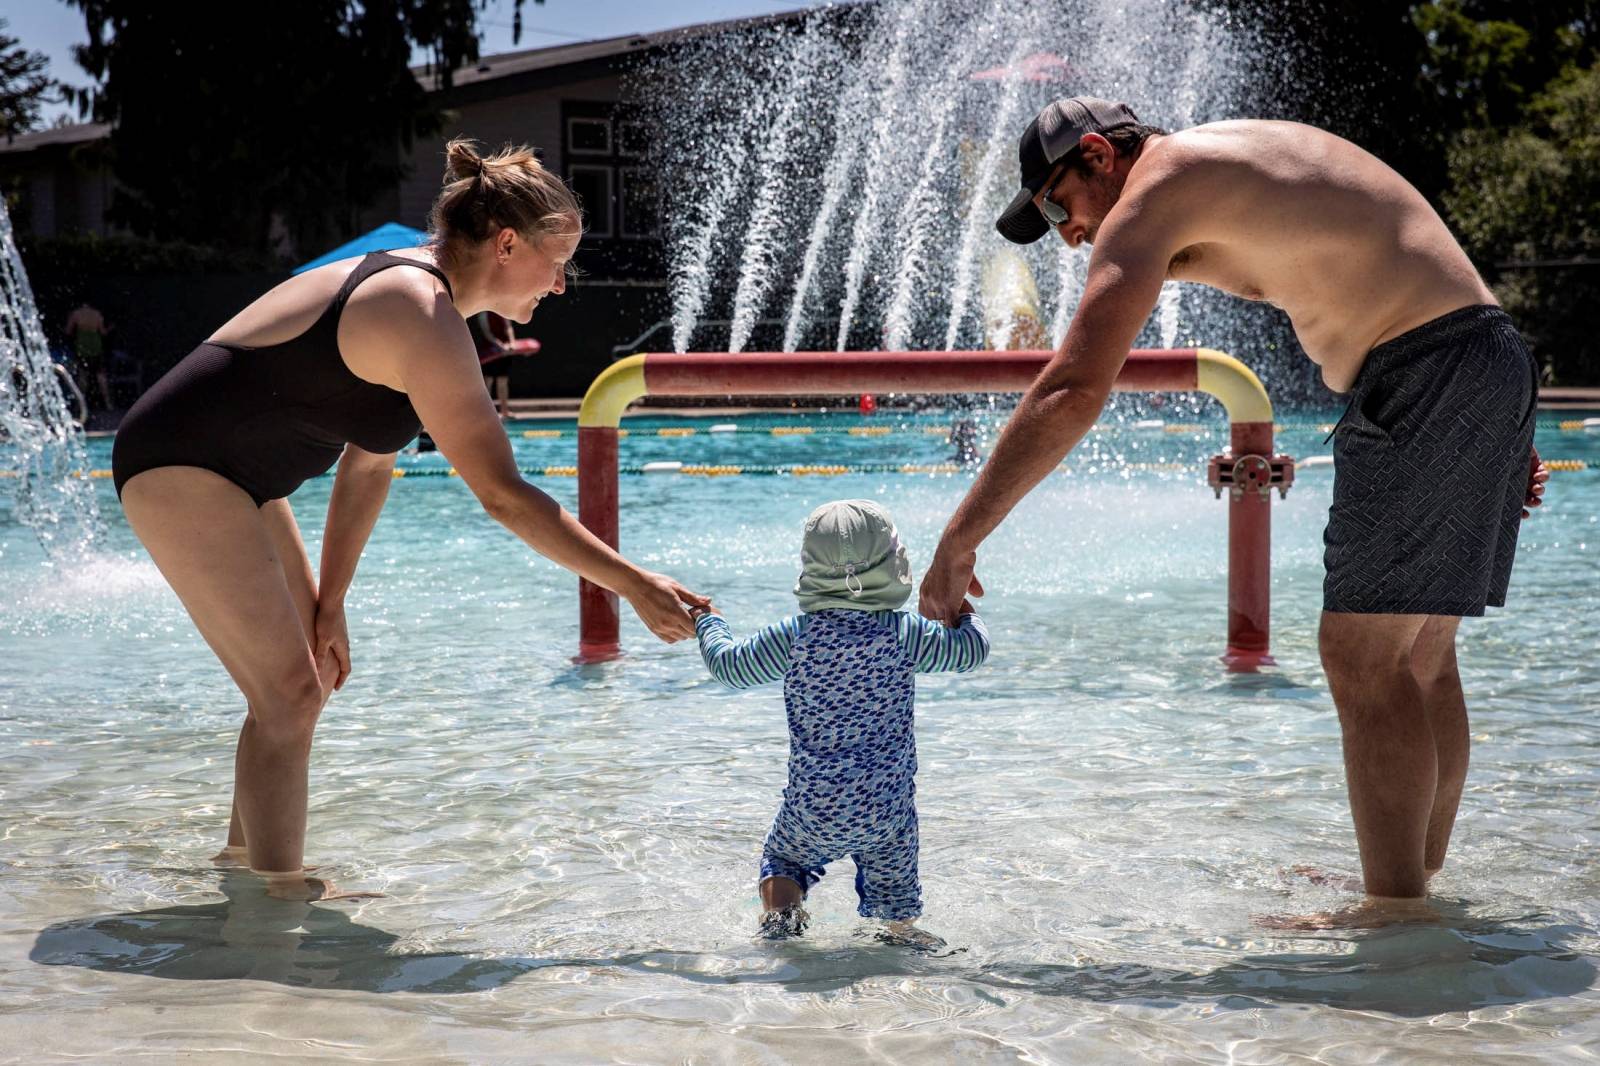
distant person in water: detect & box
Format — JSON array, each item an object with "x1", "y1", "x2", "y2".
[
  {"x1": 471, "y1": 310, "x2": 516, "y2": 419},
  {"x1": 949, "y1": 416, "x2": 981, "y2": 466},
  {"x1": 111, "y1": 139, "x2": 708, "y2": 900},
  {"x1": 64, "y1": 301, "x2": 112, "y2": 410},
  {"x1": 919, "y1": 97, "x2": 1549, "y2": 927},
  {"x1": 695, "y1": 500, "x2": 989, "y2": 946}
]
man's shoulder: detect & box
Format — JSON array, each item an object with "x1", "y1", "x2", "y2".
[
  {"x1": 1135, "y1": 124, "x2": 1245, "y2": 176},
  {"x1": 1124, "y1": 121, "x2": 1313, "y2": 206}
]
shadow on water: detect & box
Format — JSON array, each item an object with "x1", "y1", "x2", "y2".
[
  {"x1": 971, "y1": 920, "x2": 1598, "y2": 1016},
  {"x1": 29, "y1": 871, "x2": 636, "y2": 995},
  {"x1": 1208, "y1": 669, "x2": 1326, "y2": 700},
  {"x1": 620, "y1": 919, "x2": 1596, "y2": 1017},
  {"x1": 32, "y1": 874, "x2": 1595, "y2": 1014}
]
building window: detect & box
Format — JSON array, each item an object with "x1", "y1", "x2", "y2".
[
  {"x1": 562, "y1": 101, "x2": 655, "y2": 246},
  {"x1": 568, "y1": 165, "x2": 614, "y2": 238},
  {"x1": 567, "y1": 116, "x2": 612, "y2": 155},
  {"x1": 619, "y1": 167, "x2": 659, "y2": 239},
  {"x1": 615, "y1": 119, "x2": 648, "y2": 158}
]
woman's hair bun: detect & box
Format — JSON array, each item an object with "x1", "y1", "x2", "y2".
[
  {"x1": 429, "y1": 136, "x2": 583, "y2": 252},
  {"x1": 444, "y1": 137, "x2": 486, "y2": 183}
]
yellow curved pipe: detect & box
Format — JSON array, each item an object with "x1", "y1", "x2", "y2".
[
  {"x1": 579, "y1": 349, "x2": 1273, "y2": 427},
  {"x1": 1195, "y1": 348, "x2": 1274, "y2": 424},
  {"x1": 578, "y1": 355, "x2": 648, "y2": 428}
]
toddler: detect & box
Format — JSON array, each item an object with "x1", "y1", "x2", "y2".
[{"x1": 693, "y1": 499, "x2": 990, "y2": 943}]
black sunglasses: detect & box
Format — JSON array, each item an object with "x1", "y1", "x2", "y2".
[{"x1": 1037, "y1": 172, "x2": 1070, "y2": 228}]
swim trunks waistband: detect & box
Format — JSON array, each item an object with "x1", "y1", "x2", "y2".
[{"x1": 1360, "y1": 305, "x2": 1512, "y2": 375}]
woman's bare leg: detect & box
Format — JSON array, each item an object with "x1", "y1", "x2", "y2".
[
  {"x1": 215, "y1": 498, "x2": 327, "y2": 861},
  {"x1": 122, "y1": 468, "x2": 329, "y2": 876}
]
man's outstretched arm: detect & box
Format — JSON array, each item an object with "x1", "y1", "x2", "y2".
[{"x1": 919, "y1": 177, "x2": 1191, "y2": 625}]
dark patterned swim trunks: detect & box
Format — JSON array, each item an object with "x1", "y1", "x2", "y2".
[{"x1": 1324, "y1": 305, "x2": 1538, "y2": 616}]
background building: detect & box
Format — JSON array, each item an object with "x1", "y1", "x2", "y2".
[{"x1": 0, "y1": 12, "x2": 804, "y2": 402}]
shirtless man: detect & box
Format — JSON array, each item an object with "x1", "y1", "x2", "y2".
[
  {"x1": 918, "y1": 97, "x2": 1548, "y2": 925},
  {"x1": 64, "y1": 301, "x2": 112, "y2": 409}
]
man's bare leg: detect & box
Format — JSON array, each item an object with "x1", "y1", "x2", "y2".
[
  {"x1": 1319, "y1": 611, "x2": 1435, "y2": 900},
  {"x1": 1257, "y1": 612, "x2": 1444, "y2": 928},
  {"x1": 1411, "y1": 616, "x2": 1467, "y2": 878},
  {"x1": 1284, "y1": 616, "x2": 1467, "y2": 892}
]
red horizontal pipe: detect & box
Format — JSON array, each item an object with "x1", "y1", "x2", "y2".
[{"x1": 640, "y1": 350, "x2": 1198, "y2": 396}]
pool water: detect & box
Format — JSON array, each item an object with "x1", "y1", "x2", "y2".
[{"x1": 2, "y1": 410, "x2": 1598, "y2": 1064}]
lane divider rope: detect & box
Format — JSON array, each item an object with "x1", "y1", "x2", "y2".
[
  {"x1": 516, "y1": 418, "x2": 1596, "y2": 439},
  {"x1": 20, "y1": 458, "x2": 1591, "y2": 481}
]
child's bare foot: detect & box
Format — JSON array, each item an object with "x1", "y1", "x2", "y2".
[
  {"x1": 757, "y1": 904, "x2": 809, "y2": 940},
  {"x1": 1254, "y1": 895, "x2": 1440, "y2": 931}
]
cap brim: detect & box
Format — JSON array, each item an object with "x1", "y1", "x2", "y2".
[{"x1": 995, "y1": 184, "x2": 1050, "y2": 245}]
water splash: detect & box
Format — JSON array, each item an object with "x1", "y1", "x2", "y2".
[
  {"x1": 1153, "y1": 6, "x2": 1215, "y2": 351},
  {"x1": 881, "y1": 106, "x2": 955, "y2": 351},
  {"x1": 0, "y1": 198, "x2": 101, "y2": 559},
  {"x1": 940, "y1": 39, "x2": 1030, "y2": 352},
  {"x1": 726, "y1": 30, "x2": 836, "y2": 354},
  {"x1": 778, "y1": 33, "x2": 878, "y2": 354},
  {"x1": 649, "y1": 0, "x2": 1280, "y2": 372},
  {"x1": 832, "y1": 0, "x2": 923, "y2": 352}
]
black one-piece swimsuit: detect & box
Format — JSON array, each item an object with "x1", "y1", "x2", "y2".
[{"x1": 112, "y1": 253, "x2": 451, "y2": 507}]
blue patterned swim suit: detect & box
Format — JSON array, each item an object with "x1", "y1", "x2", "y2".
[{"x1": 697, "y1": 609, "x2": 990, "y2": 920}]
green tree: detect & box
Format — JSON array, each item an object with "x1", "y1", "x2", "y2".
[
  {"x1": 1413, "y1": 1, "x2": 1598, "y2": 130},
  {"x1": 0, "y1": 17, "x2": 56, "y2": 143},
  {"x1": 64, "y1": 0, "x2": 537, "y2": 257},
  {"x1": 1444, "y1": 62, "x2": 1600, "y2": 382}
]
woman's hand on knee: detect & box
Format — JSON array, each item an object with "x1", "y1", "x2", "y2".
[{"x1": 314, "y1": 598, "x2": 352, "y2": 691}]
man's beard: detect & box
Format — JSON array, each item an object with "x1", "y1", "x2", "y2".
[{"x1": 1080, "y1": 171, "x2": 1120, "y2": 246}]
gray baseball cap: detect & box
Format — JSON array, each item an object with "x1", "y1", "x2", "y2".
[{"x1": 995, "y1": 96, "x2": 1141, "y2": 245}]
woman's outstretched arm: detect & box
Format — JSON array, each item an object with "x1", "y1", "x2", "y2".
[{"x1": 357, "y1": 278, "x2": 708, "y2": 642}]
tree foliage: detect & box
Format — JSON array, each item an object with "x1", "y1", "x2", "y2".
[
  {"x1": 0, "y1": 17, "x2": 56, "y2": 143},
  {"x1": 62, "y1": 0, "x2": 536, "y2": 257},
  {"x1": 1443, "y1": 58, "x2": 1600, "y2": 381},
  {"x1": 1445, "y1": 65, "x2": 1600, "y2": 259}
]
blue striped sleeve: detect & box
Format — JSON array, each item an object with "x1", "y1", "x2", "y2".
[
  {"x1": 696, "y1": 613, "x2": 802, "y2": 689},
  {"x1": 893, "y1": 611, "x2": 991, "y2": 674}
]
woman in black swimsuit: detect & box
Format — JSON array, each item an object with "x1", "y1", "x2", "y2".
[{"x1": 113, "y1": 139, "x2": 706, "y2": 898}]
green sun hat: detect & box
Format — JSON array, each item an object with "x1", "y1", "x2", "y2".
[{"x1": 794, "y1": 499, "x2": 913, "y2": 614}]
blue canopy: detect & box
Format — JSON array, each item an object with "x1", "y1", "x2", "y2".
[{"x1": 292, "y1": 222, "x2": 429, "y2": 274}]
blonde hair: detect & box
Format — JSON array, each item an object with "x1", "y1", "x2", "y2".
[{"x1": 429, "y1": 138, "x2": 582, "y2": 263}]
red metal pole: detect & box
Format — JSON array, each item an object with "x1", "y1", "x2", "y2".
[
  {"x1": 577, "y1": 425, "x2": 621, "y2": 662},
  {"x1": 1223, "y1": 420, "x2": 1276, "y2": 671}
]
